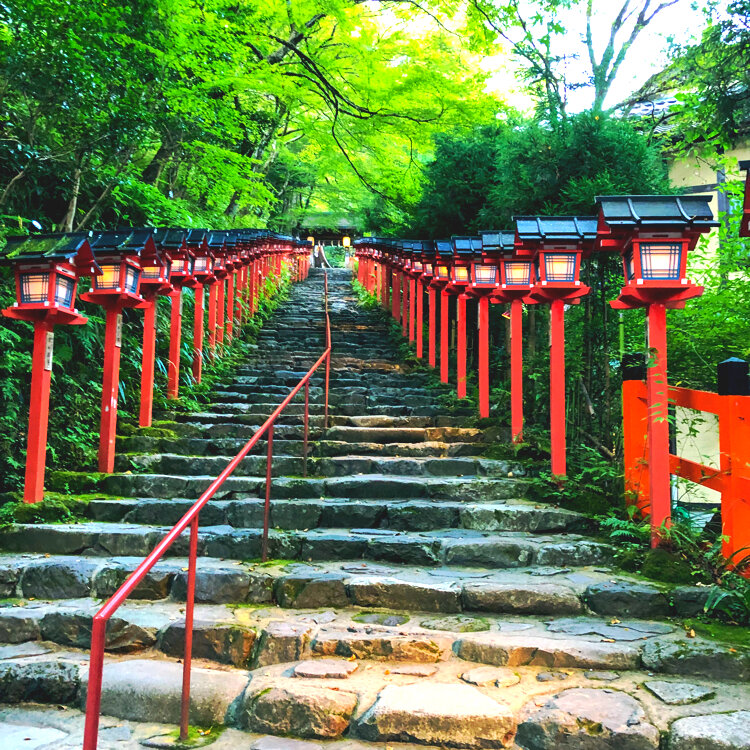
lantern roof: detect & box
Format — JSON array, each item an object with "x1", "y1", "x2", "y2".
[
  {"x1": 0, "y1": 232, "x2": 97, "y2": 271},
  {"x1": 157, "y1": 229, "x2": 187, "y2": 250},
  {"x1": 186, "y1": 229, "x2": 208, "y2": 247},
  {"x1": 452, "y1": 236, "x2": 482, "y2": 256},
  {"x1": 434, "y1": 240, "x2": 453, "y2": 258},
  {"x1": 515, "y1": 216, "x2": 598, "y2": 245},
  {"x1": 595, "y1": 195, "x2": 718, "y2": 231},
  {"x1": 480, "y1": 230, "x2": 515, "y2": 253},
  {"x1": 206, "y1": 231, "x2": 226, "y2": 250}
]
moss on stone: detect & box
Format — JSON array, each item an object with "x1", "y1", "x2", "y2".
[
  {"x1": 0, "y1": 496, "x2": 87, "y2": 526},
  {"x1": 640, "y1": 547, "x2": 696, "y2": 584},
  {"x1": 47, "y1": 470, "x2": 105, "y2": 494},
  {"x1": 681, "y1": 618, "x2": 750, "y2": 649}
]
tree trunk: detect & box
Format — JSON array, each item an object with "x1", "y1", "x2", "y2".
[
  {"x1": 0, "y1": 169, "x2": 27, "y2": 207},
  {"x1": 60, "y1": 167, "x2": 82, "y2": 233},
  {"x1": 141, "y1": 141, "x2": 173, "y2": 185}
]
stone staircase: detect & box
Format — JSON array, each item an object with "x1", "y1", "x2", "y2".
[{"x1": 1, "y1": 269, "x2": 749, "y2": 749}]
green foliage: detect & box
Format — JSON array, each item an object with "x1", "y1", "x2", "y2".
[
  {"x1": 705, "y1": 573, "x2": 750, "y2": 626},
  {"x1": 0, "y1": 496, "x2": 85, "y2": 527},
  {"x1": 412, "y1": 113, "x2": 670, "y2": 236},
  {"x1": 526, "y1": 444, "x2": 623, "y2": 516}
]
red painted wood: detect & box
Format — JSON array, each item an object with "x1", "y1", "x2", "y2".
[
  {"x1": 478, "y1": 295, "x2": 489, "y2": 418},
  {"x1": 24, "y1": 319, "x2": 54, "y2": 502},
  {"x1": 647, "y1": 302, "x2": 670, "y2": 543},
  {"x1": 440, "y1": 288, "x2": 449, "y2": 384},
  {"x1": 225, "y1": 272, "x2": 234, "y2": 343},
  {"x1": 208, "y1": 282, "x2": 218, "y2": 359},
  {"x1": 192, "y1": 285, "x2": 204, "y2": 383},
  {"x1": 428, "y1": 287, "x2": 436, "y2": 367},
  {"x1": 549, "y1": 298, "x2": 566, "y2": 477},
  {"x1": 622, "y1": 379, "x2": 650, "y2": 515},
  {"x1": 167, "y1": 289, "x2": 182, "y2": 400},
  {"x1": 392, "y1": 271, "x2": 400, "y2": 321},
  {"x1": 416, "y1": 279, "x2": 424, "y2": 359},
  {"x1": 217, "y1": 279, "x2": 225, "y2": 350},
  {"x1": 139, "y1": 299, "x2": 157, "y2": 427},
  {"x1": 99, "y1": 306, "x2": 123, "y2": 473},
  {"x1": 401, "y1": 274, "x2": 409, "y2": 337},
  {"x1": 510, "y1": 299, "x2": 523, "y2": 442},
  {"x1": 457, "y1": 293, "x2": 467, "y2": 399},
  {"x1": 409, "y1": 277, "x2": 416, "y2": 342}
]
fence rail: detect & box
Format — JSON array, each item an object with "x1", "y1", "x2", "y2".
[
  {"x1": 82, "y1": 271, "x2": 331, "y2": 749},
  {"x1": 623, "y1": 374, "x2": 750, "y2": 565}
]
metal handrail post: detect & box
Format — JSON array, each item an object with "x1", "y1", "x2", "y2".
[
  {"x1": 261, "y1": 423, "x2": 274, "y2": 562},
  {"x1": 180, "y1": 515, "x2": 199, "y2": 739}
]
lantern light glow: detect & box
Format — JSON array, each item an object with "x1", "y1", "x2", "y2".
[
  {"x1": 544, "y1": 253, "x2": 577, "y2": 282},
  {"x1": 504, "y1": 261, "x2": 533, "y2": 286},
  {"x1": 474, "y1": 265, "x2": 498, "y2": 285}
]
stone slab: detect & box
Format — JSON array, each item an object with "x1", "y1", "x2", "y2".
[
  {"x1": 669, "y1": 711, "x2": 750, "y2": 750},
  {"x1": 643, "y1": 680, "x2": 716, "y2": 705},
  {"x1": 356, "y1": 682, "x2": 516, "y2": 748},
  {"x1": 293, "y1": 659, "x2": 358, "y2": 679}
]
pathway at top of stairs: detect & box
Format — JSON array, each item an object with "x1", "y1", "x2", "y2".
[{"x1": 1, "y1": 269, "x2": 749, "y2": 750}]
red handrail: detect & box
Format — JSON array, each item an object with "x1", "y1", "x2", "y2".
[{"x1": 83, "y1": 271, "x2": 331, "y2": 749}]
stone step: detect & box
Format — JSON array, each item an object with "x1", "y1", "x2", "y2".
[
  {"x1": 324, "y1": 426, "x2": 484, "y2": 444},
  {"x1": 0, "y1": 523, "x2": 610, "y2": 569},
  {"x1": 2, "y1": 608, "x2": 749, "y2": 747},
  {"x1": 0, "y1": 553, "x2": 697, "y2": 617},
  {"x1": 118, "y1": 436, "x2": 310, "y2": 457},
  {"x1": 315, "y1": 440, "x2": 482, "y2": 458},
  {"x1": 81, "y1": 497, "x2": 589, "y2": 535},
  {"x1": 50, "y1": 471, "x2": 526, "y2": 501},
  {"x1": 120, "y1": 454, "x2": 520, "y2": 479}
]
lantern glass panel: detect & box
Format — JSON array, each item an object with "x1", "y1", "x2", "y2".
[
  {"x1": 194, "y1": 256, "x2": 212, "y2": 274},
  {"x1": 625, "y1": 249, "x2": 635, "y2": 280},
  {"x1": 424, "y1": 263, "x2": 433, "y2": 275},
  {"x1": 453, "y1": 266, "x2": 470, "y2": 283},
  {"x1": 413, "y1": 261, "x2": 423, "y2": 272},
  {"x1": 474, "y1": 265, "x2": 497, "y2": 285},
  {"x1": 124, "y1": 266, "x2": 140, "y2": 294},
  {"x1": 141, "y1": 263, "x2": 163, "y2": 280},
  {"x1": 54, "y1": 275, "x2": 75, "y2": 308},
  {"x1": 20, "y1": 272, "x2": 49, "y2": 304},
  {"x1": 544, "y1": 253, "x2": 577, "y2": 282},
  {"x1": 639, "y1": 242, "x2": 682, "y2": 280},
  {"x1": 505, "y1": 261, "x2": 533, "y2": 285},
  {"x1": 436, "y1": 265, "x2": 449, "y2": 279},
  {"x1": 94, "y1": 264, "x2": 121, "y2": 290}
]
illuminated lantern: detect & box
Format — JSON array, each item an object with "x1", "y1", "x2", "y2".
[
  {"x1": 186, "y1": 230, "x2": 212, "y2": 382},
  {"x1": 450, "y1": 237, "x2": 482, "y2": 400},
  {"x1": 131, "y1": 228, "x2": 173, "y2": 428},
  {"x1": 430, "y1": 240, "x2": 454, "y2": 383},
  {"x1": 481, "y1": 229, "x2": 536, "y2": 437},
  {"x1": 206, "y1": 231, "x2": 228, "y2": 357},
  {"x1": 81, "y1": 231, "x2": 153, "y2": 473},
  {"x1": 1, "y1": 232, "x2": 99, "y2": 503},
  {"x1": 515, "y1": 216, "x2": 598, "y2": 478},
  {"x1": 596, "y1": 194, "x2": 717, "y2": 544}
]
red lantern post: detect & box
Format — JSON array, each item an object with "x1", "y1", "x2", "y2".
[
  {"x1": 134, "y1": 229, "x2": 173, "y2": 427},
  {"x1": 1, "y1": 233, "x2": 99, "y2": 502},
  {"x1": 516, "y1": 217, "x2": 597, "y2": 478},
  {"x1": 482, "y1": 230, "x2": 536, "y2": 441},
  {"x1": 187, "y1": 230, "x2": 212, "y2": 383},
  {"x1": 596, "y1": 194, "x2": 717, "y2": 543},
  {"x1": 448, "y1": 237, "x2": 479, "y2": 400},
  {"x1": 81, "y1": 231, "x2": 149, "y2": 472},
  {"x1": 162, "y1": 232, "x2": 196, "y2": 400},
  {"x1": 432, "y1": 241, "x2": 453, "y2": 383},
  {"x1": 206, "y1": 232, "x2": 227, "y2": 359}
]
